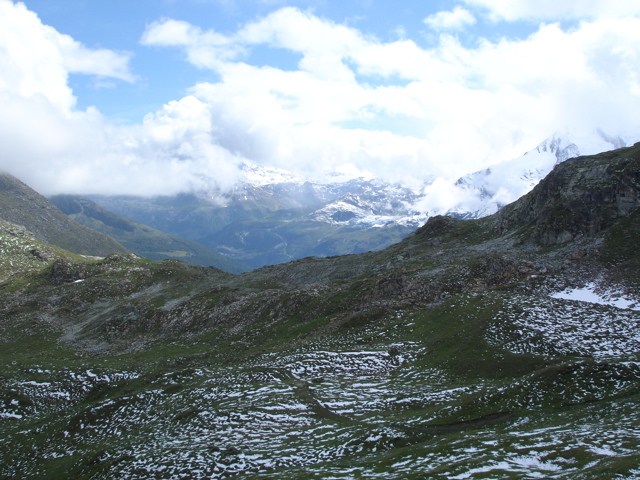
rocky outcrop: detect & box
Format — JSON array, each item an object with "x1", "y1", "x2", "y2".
[{"x1": 495, "y1": 143, "x2": 640, "y2": 244}]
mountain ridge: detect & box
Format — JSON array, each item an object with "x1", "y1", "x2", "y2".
[
  {"x1": 49, "y1": 194, "x2": 250, "y2": 274},
  {"x1": 85, "y1": 130, "x2": 637, "y2": 269},
  {"x1": 0, "y1": 172, "x2": 128, "y2": 257}
]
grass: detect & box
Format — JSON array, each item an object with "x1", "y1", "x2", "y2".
[{"x1": 3, "y1": 291, "x2": 640, "y2": 479}]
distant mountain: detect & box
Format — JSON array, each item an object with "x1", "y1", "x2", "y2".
[
  {"x1": 0, "y1": 172, "x2": 128, "y2": 257},
  {"x1": 89, "y1": 179, "x2": 416, "y2": 269},
  {"x1": 49, "y1": 195, "x2": 250, "y2": 274},
  {"x1": 440, "y1": 129, "x2": 636, "y2": 219},
  {"x1": 87, "y1": 130, "x2": 637, "y2": 268}
]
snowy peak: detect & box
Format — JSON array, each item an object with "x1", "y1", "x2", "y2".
[
  {"x1": 432, "y1": 129, "x2": 638, "y2": 220},
  {"x1": 239, "y1": 160, "x2": 304, "y2": 186},
  {"x1": 532, "y1": 129, "x2": 632, "y2": 164},
  {"x1": 532, "y1": 135, "x2": 580, "y2": 163},
  {"x1": 229, "y1": 130, "x2": 637, "y2": 233}
]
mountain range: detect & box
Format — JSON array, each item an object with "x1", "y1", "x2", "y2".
[
  {"x1": 86, "y1": 178, "x2": 416, "y2": 269},
  {"x1": 0, "y1": 172, "x2": 249, "y2": 274},
  {"x1": 0, "y1": 172, "x2": 128, "y2": 258},
  {"x1": 1, "y1": 141, "x2": 640, "y2": 478},
  {"x1": 83, "y1": 129, "x2": 636, "y2": 269}
]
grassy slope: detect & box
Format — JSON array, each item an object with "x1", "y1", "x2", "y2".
[
  {"x1": 50, "y1": 194, "x2": 250, "y2": 274},
  {"x1": 0, "y1": 174, "x2": 128, "y2": 257},
  {"x1": 2, "y1": 208, "x2": 640, "y2": 478}
]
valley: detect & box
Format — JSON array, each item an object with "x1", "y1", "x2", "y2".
[{"x1": 2, "y1": 143, "x2": 640, "y2": 478}]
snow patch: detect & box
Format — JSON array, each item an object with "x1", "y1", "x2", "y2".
[{"x1": 551, "y1": 283, "x2": 640, "y2": 311}]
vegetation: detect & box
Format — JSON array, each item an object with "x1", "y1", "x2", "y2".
[
  {"x1": 0, "y1": 173, "x2": 128, "y2": 257},
  {"x1": 2, "y1": 143, "x2": 640, "y2": 478},
  {"x1": 50, "y1": 194, "x2": 250, "y2": 274}
]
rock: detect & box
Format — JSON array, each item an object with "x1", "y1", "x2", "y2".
[
  {"x1": 495, "y1": 143, "x2": 640, "y2": 244},
  {"x1": 30, "y1": 249, "x2": 53, "y2": 262},
  {"x1": 48, "y1": 259, "x2": 85, "y2": 284}
]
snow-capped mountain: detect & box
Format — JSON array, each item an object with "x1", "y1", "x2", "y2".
[
  {"x1": 239, "y1": 161, "x2": 304, "y2": 186},
  {"x1": 89, "y1": 129, "x2": 637, "y2": 269},
  {"x1": 419, "y1": 129, "x2": 637, "y2": 220},
  {"x1": 306, "y1": 181, "x2": 423, "y2": 228},
  {"x1": 235, "y1": 162, "x2": 426, "y2": 228},
  {"x1": 236, "y1": 129, "x2": 637, "y2": 230}
]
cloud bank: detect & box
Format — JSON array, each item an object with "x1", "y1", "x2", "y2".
[{"x1": 1, "y1": 0, "x2": 640, "y2": 201}]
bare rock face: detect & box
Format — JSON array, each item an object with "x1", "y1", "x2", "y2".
[{"x1": 495, "y1": 142, "x2": 640, "y2": 245}]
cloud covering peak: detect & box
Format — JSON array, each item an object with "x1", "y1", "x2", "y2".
[{"x1": 0, "y1": 0, "x2": 639, "y2": 201}]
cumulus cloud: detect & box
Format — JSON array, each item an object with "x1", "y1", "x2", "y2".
[
  {"x1": 411, "y1": 177, "x2": 477, "y2": 214},
  {"x1": 461, "y1": 0, "x2": 640, "y2": 22},
  {"x1": 0, "y1": 0, "x2": 134, "y2": 111},
  {"x1": 424, "y1": 6, "x2": 476, "y2": 31},
  {"x1": 140, "y1": 8, "x2": 640, "y2": 182},
  {"x1": 0, "y1": 1, "x2": 230, "y2": 196},
  {"x1": 141, "y1": 18, "x2": 244, "y2": 69},
  {"x1": 2, "y1": 1, "x2": 640, "y2": 203}
]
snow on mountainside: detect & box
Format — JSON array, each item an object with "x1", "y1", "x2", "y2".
[
  {"x1": 236, "y1": 161, "x2": 427, "y2": 228},
  {"x1": 439, "y1": 129, "x2": 637, "y2": 219},
  {"x1": 236, "y1": 130, "x2": 637, "y2": 230},
  {"x1": 306, "y1": 181, "x2": 423, "y2": 228},
  {"x1": 240, "y1": 161, "x2": 304, "y2": 186}
]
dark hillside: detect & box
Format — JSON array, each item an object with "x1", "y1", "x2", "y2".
[
  {"x1": 50, "y1": 194, "x2": 250, "y2": 274},
  {"x1": 0, "y1": 173, "x2": 128, "y2": 257},
  {"x1": 494, "y1": 141, "x2": 640, "y2": 244}
]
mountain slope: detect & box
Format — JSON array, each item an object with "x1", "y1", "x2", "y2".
[
  {"x1": 0, "y1": 172, "x2": 128, "y2": 257},
  {"x1": 443, "y1": 129, "x2": 636, "y2": 219},
  {"x1": 2, "y1": 143, "x2": 640, "y2": 478},
  {"x1": 495, "y1": 142, "x2": 640, "y2": 245},
  {"x1": 88, "y1": 131, "x2": 636, "y2": 268},
  {"x1": 0, "y1": 218, "x2": 94, "y2": 282},
  {"x1": 90, "y1": 183, "x2": 415, "y2": 268},
  {"x1": 49, "y1": 194, "x2": 250, "y2": 274}
]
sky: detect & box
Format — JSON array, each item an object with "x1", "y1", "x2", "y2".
[{"x1": 1, "y1": 0, "x2": 640, "y2": 198}]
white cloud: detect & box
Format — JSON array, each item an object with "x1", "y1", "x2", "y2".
[
  {"x1": 55, "y1": 30, "x2": 135, "y2": 83},
  {"x1": 424, "y1": 6, "x2": 476, "y2": 31},
  {"x1": 411, "y1": 177, "x2": 477, "y2": 214},
  {"x1": 2, "y1": 2, "x2": 640, "y2": 202},
  {"x1": 0, "y1": 0, "x2": 233, "y2": 196},
  {"x1": 0, "y1": 0, "x2": 134, "y2": 112},
  {"x1": 461, "y1": 0, "x2": 640, "y2": 22},
  {"x1": 141, "y1": 9, "x2": 640, "y2": 183},
  {"x1": 141, "y1": 18, "x2": 243, "y2": 69}
]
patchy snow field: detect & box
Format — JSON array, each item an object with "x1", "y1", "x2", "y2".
[
  {"x1": 486, "y1": 288, "x2": 640, "y2": 358},
  {"x1": 3, "y1": 293, "x2": 640, "y2": 478}
]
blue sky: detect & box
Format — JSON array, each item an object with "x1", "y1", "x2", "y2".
[
  {"x1": 2, "y1": 0, "x2": 640, "y2": 198},
  {"x1": 21, "y1": 0, "x2": 539, "y2": 123}
]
